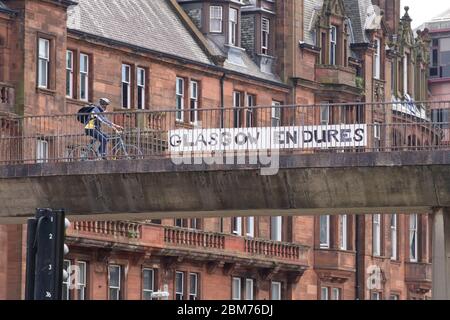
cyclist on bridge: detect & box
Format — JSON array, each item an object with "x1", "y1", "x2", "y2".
[{"x1": 83, "y1": 98, "x2": 123, "y2": 159}]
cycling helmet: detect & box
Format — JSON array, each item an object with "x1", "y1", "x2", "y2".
[{"x1": 99, "y1": 98, "x2": 111, "y2": 107}]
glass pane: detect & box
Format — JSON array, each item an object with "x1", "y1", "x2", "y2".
[
  {"x1": 138, "y1": 87, "x2": 144, "y2": 109},
  {"x1": 39, "y1": 60, "x2": 48, "y2": 87},
  {"x1": 122, "y1": 83, "x2": 129, "y2": 108},
  {"x1": 176, "y1": 272, "x2": 183, "y2": 292},
  {"x1": 143, "y1": 269, "x2": 153, "y2": 291},
  {"x1": 321, "y1": 287, "x2": 328, "y2": 300},
  {"x1": 39, "y1": 39, "x2": 49, "y2": 58},
  {"x1": 80, "y1": 74, "x2": 87, "y2": 100},
  {"x1": 109, "y1": 288, "x2": 119, "y2": 300},
  {"x1": 80, "y1": 54, "x2": 88, "y2": 73},
  {"x1": 189, "y1": 274, "x2": 197, "y2": 295},
  {"x1": 320, "y1": 215, "x2": 329, "y2": 246},
  {"x1": 78, "y1": 262, "x2": 86, "y2": 284},
  {"x1": 143, "y1": 291, "x2": 152, "y2": 300},
  {"x1": 66, "y1": 51, "x2": 73, "y2": 69},
  {"x1": 271, "y1": 282, "x2": 281, "y2": 300},
  {"x1": 109, "y1": 266, "x2": 120, "y2": 287},
  {"x1": 232, "y1": 278, "x2": 241, "y2": 300}
]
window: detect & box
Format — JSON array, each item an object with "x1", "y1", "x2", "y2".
[
  {"x1": 233, "y1": 91, "x2": 242, "y2": 128},
  {"x1": 330, "y1": 26, "x2": 337, "y2": 65},
  {"x1": 190, "y1": 80, "x2": 199, "y2": 124},
  {"x1": 38, "y1": 38, "x2": 50, "y2": 88},
  {"x1": 321, "y1": 287, "x2": 328, "y2": 300},
  {"x1": 245, "y1": 279, "x2": 254, "y2": 300},
  {"x1": 62, "y1": 260, "x2": 71, "y2": 300},
  {"x1": 320, "y1": 215, "x2": 330, "y2": 249},
  {"x1": 137, "y1": 67, "x2": 146, "y2": 109},
  {"x1": 340, "y1": 215, "x2": 348, "y2": 250},
  {"x1": 176, "y1": 77, "x2": 185, "y2": 121},
  {"x1": 143, "y1": 268, "x2": 154, "y2": 300},
  {"x1": 175, "y1": 271, "x2": 184, "y2": 300},
  {"x1": 373, "y1": 214, "x2": 381, "y2": 256},
  {"x1": 210, "y1": 6, "x2": 223, "y2": 33},
  {"x1": 232, "y1": 217, "x2": 242, "y2": 235},
  {"x1": 262, "y1": 18, "x2": 270, "y2": 55},
  {"x1": 66, "y1": 50, "x2": 74, "y2": 98},
  {"x1": 271, "y1": 281, "x2": 281, "y2": 300},
  {"x1": 36, "y1": 139, "x2": 48, "y2": 164},
  {"x1": 320, "y1": 104, "x2": 330, "y2": 125},
  {"x1": 271, "y1": 216, "x2": 282, "y2": 242},
  {"x1": 108, "y1": 265, "x2": 121, "y2": 300},
  {"x1": 229, "y1": 8, "x2": 238, "y2": 46},
  {"x1": 371, "y1": 292, "x2": 382, "y2": 300},
  {"x1": 271, "y1": 101, "x2": 281, "y2": 127},
  {"x1": 331, "y1": 288, "x2": 341, "y2": 300},
  {"x1": 391, "y1": 214, "x2": 398, "y2": 260},
  {"x1": 246, "y1": 217, "x2": 254, "y2": 238},
  {"x1": 189, "y1": 273, "x2": 198, "y2": 300},
  {"x1": 246, "y1": 94, "x2": 256, "y2": 127},
  {"x1": 232, "y1": 277, "x2": 241, "y2": 300},
  {"x1": 403, "y1": 54, "x2": 408, "y2": 95},
  {"x1": 374, "y1": 38, "x2": 381, "y2": 79},
  {"x1": 122, "y1": 64, "x2": 131, "y2": 108},
  {"x1": 390, "y1": 294, "x2": 400, "y2": 300},
  {"x1": 410, "y1": 214, "x2": 418, "y2": 262},
  {"x1": 77, "y1": 261, "x2": 87, "y2": 300},
  {"x1": 79, "y1": 53, "x2": 89, "y2": 101}
]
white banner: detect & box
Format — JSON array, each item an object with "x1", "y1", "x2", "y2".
[{"x1": 169, "y1": 124, "x2": 367, "y2": 152}]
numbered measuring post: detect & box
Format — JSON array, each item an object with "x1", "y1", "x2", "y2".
[{"x1": 25, "y1": 208, "x2": 67, "y2": 300}]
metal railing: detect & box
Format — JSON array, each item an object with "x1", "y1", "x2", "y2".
[{"x1": 0, "y1": 100, "x2": 449, "y2": 164}]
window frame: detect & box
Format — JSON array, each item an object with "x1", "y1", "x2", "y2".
[
  {"x1": 330, "y1": 26, "x2": 337, "y2": 66},
  {"x1": 233, "y1": 91, "x2": 242, "y2": 128},
  {"x1": 409, "y1": 214, "x2": 418, "y2": 262},
  {"x1": 108, "y1": 265, "x2": 122, "y2": 300},
  {"x1": 245, "y1": 278, "x2": 254, "y2": 300},
  {"x1": 261, "y1": 18, "x2": 270, "y2": 55},
  {"x1": 340, "y1": 215, "x2": 348, "y2": 251},
  {"x1": 79, "y1": 53, "x2": 90, "y2": 102},
  {"x1": 271, "y1": 216, "x2": 282, "y2": 242},
  {"x1": 229, "y1": 7, "x2": 238, "y2": 46},
  {"x1": 121, "y1": 64, "x2": 131, "y2": 109},
  {"x1": 66, "y1": 50, "x2": 74, "y2": 98},
  {"x1": 374, "y1": 38, "x2": 381, "y2": 79},
  {"x1": 36, "y1": 139, "x2": 49, "y2": 164},
  {"x1": 271, "y1": 101, "x2": 282, "y2": 127},
  {"x1": 137, "y1": 67, "x2": 146, "y2": 110},
  {"x1": 62, "y1": 259, "x2": 71, "y2": 300},
  {"x1": 373, "y1": 214, "x2": 381, "y2": 257},
  {"x1": 142, "y1": 268, "x2": 155, "y2": 300},
  {"x1": 246, "y1": 94, "x2": 256, "y2": 127},
  {"x1": 320, "y1": 215, "x2": 330, "y2": 249},
  {"x1": 246, "y1": 216, "x2": 255, "y2": 238},
  {"x1": 232, "y1": 217, "x2": 242, "y2": 236},
  {"x1": 271, "y1": 281, "x2": 282, "y2": 300},
  {"x1": 210, "y1": 6, "x2": 223, "y2": 33},
  {"x1": 190, "y1": 80, "x2": 199, "y2": 124},
  {"x1": 391, "y1": 214, "x2": 398, "y2": 260},
  {"x1": 176, "y1": 77, "x2": 185, "y2": 122},
  {"x1": 175, "y1": 271, "x2": 185, "y2": 300},
  {"x1": 77, "y1": 261, "x2": 87, "y2": 300},
  {"x1": 232, "y1": 277, "x2": 241, "y2": 300},
  {"x1": 189, "y1": 273, "x2": 198, "y2": 300},
  {"x1": 38, "y1": 38, "x2": 50, "y2": 89}
]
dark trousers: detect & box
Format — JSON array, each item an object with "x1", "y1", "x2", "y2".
[{"x1": 85, "y1": 128, "x2": 109, "y2": 157}]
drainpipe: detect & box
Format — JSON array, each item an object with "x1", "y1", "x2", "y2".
[
  {"x1": 220, "y1": 73, "x2": 226, "y2": 128},
  {"x1": 355, "y1": 214, "x2": 364, "y2": 300}
]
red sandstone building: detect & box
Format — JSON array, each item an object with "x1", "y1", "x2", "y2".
[{"x1": 0, "y1": 0, "x2": 433, "y2": 300}]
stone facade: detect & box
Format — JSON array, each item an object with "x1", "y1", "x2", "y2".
[{"x1": 0, "y1": 0, "x2": 434, "y2": 300}]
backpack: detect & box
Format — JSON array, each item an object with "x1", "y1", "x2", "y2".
[{"x1": 77, "y1": 105, "x2": 95, "y2": 124}]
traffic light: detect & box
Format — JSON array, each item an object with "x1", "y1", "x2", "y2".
[{"x1": 25, "y1": 209, "x2": 70, "y2": 300}]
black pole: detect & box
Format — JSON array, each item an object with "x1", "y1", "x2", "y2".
[{"x1": 25, "y1": 218, "x2": 37, "y2": 300}]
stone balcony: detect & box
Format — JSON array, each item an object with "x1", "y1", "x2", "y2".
[
  {"x1": 67, "y1": 221, "x2": 310, "y2": 271},
  {"x1": 315, "y1": 65, "x2": 357, "y2": 88},
  {"x1": 0, "y1": 82, "x2": 15, "y2": 114},
  {"x1": 314, "y1": 249, "x2": 356, "y2": 282},
  {"x1": 405, "y1": 262, "x2": 432, "y2": 294}
]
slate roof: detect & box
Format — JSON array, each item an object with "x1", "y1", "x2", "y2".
[
  {"x1": 0, "y1": 0, "x2": 15, "y2": 14},
  {"x1": 67, "y1": 0, "x2": 212, "y2": 65},
  {"x1": 303, "y1": 0, "x2": 375, "y2": 45}
]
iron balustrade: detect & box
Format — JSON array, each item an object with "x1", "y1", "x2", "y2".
[{"x1": 0, "y1": 101, "x2": 449, "y2": 164}]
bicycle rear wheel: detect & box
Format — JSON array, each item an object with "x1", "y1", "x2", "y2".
[
  {"x1": 70, "y1": 145, "x2": 98, "y2": 161},
  {"x1": 114, "y1": 145, "x2": 144, "y2": 160}
]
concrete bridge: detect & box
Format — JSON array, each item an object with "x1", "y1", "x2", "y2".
[{"x1": 1, "y1": 149, "x2": 450, "y2": 299}]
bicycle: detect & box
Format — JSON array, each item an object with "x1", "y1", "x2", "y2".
[{"x1": 69, "y1": 131, "x2": 143, "y2": 161}]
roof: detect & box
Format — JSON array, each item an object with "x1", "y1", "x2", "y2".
[
  {"x1": 0, "y1": 0, "x2": 15, "y2": 14},
  {"x1": 67, "y1": 0, "x2": 212, "y2": 65}
]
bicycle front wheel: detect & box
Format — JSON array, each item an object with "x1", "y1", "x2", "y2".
[
  {"x1": 70, "y1": 145, "x2": 98, "y2": 161},
  {"x1": 114, "y1": 145, "x2": 144, "y2": 160}
]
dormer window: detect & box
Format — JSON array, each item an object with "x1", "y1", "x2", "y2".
[
  {"x1": 229, "y1": 8, "x2": 238, "y2": 46},
  {"x1": 262, "y1": 18, "x2": 270, "y2": 55},
  {"x1": 210, "y1": 6, "x2": 223, "y2": 33},
  {"x1": 330, "y1": 26, "x2": 337, "y2": 65}
]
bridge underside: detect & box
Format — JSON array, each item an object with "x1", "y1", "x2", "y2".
[{"x1": 0, "y1": 151, "x2": 449, "y2": 223}]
